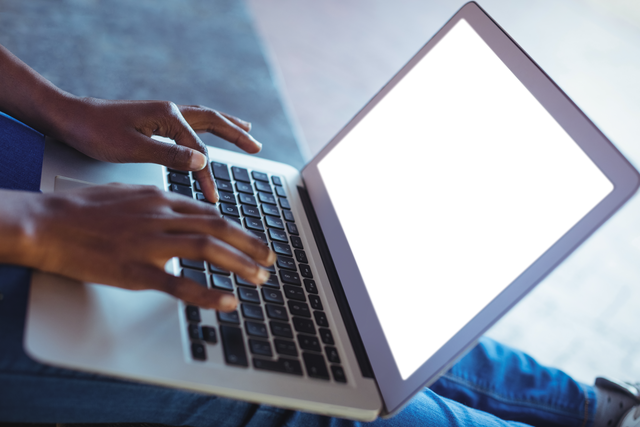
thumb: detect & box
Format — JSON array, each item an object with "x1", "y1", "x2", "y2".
[{"x1": 142, "y1": 134, "x2": 208, "y2": 172}]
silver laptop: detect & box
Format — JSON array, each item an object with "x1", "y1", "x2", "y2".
[{"x1": 23, "y1": 2, "x2": 640, "y2": 421}]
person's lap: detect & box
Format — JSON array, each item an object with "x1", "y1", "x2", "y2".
[{"x1": 0, "y1": 264, "x2": 595, "y2": 427}]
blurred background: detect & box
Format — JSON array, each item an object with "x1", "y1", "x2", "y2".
[{"x1": 1, "y1": 0, "x2": 640, "y2": 390}]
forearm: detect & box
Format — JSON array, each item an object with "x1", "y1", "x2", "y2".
[{"x1": 0, "y1": 43, "x2": 77, "y2": 138}]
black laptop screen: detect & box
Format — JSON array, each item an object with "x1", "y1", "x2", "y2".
[{"x1": 316, "y1": 18, "x2": 613, "y2": 381}]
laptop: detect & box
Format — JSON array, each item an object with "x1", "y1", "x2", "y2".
[{"x1": 23, "y1": 2, "x2": 640, "y2": 421}]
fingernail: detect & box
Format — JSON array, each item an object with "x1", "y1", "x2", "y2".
[
  {"x1": 189, "y1": 151, "x2": 207, "y2": 171},
  {"x1": 257, "y1": 268, "x2": 270, "y2": 283},
  {"x1": 266, "y1": 251, "x2": 276, "y2": 265},
  {"x1": 220, "y1": 294, "x2": 237, "y2": 310},
  {"x1": 248, "y1": 134, "x2": 263, "y2": 150}
]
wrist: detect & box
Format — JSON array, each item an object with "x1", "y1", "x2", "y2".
[{"x1": 0, "y1": 190, "x2": 41, "y2": 268}]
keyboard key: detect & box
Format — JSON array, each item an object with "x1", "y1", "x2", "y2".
[
  {"x1": 244, "y1": 217, "x2": 264, "y2": 232},
  {"x1": 283, "y1": 210, "x2": 295, "y2": 222},
  {"x1": 298, "y1": 334, "x2": 321, "y2": 352},
  {"x1": 245, "y1": 321, "x2": 268, "y2": 338},
  {"x1": 270, "y1": 321, "x2": 293, "y2": 338},
  {"x1": 266, "y1": 304, "x2": 289, "y2": 321},
  {"x1": 325, "y1": 346, "x2": 340, "y2": 364},
  {"x1": 168, "y1": 171, "x2": 191, "y2": 186},
  {"x1": 235, "y1": 275, "x2": 256, "y2": 287},
  {"x1": 293, "y1": 317, "x2": 315, "y2": 334},
  {"x1": 255, "y1": 181, "x2": 272, "y2": 193},
  {"x1": 167, "y1": 168, "x2": 189, "y2": 176},
  {"x1": 209, "y1": 263, "x2": 230, "y2": 276},
  {"x1": 319, "y1": 328, "x2": 334, "y2": 345},
  {"x1": 279, "y1": 198, "x2": 291, "y2": 210},
  {"x1": 220, "y1": 325, "x2": 248, "y2": 366},
  {"x1": 314, "y1": 311, "x2": 329, "y2": 327},
  {"x1": 253, "y1": 357, "x2": 302, "y2": 376},
  {"x1": 268, "y1": 229, "x2": 288, "y2": 242},
  {"x1": 216, "y1": 179, "x2": 234, "y2": 192},
  {"x1": 238, "y1": 287, "x2": 260, "y2": 304},
  {"x1": 290, "y1": 236, "x2": 303, "y2": 249},
  {"x1": 271, "y1": 176, "x2": 283, "y2": 186},
  {"x1": 180, "y1": 258, "x2": 205, "y2": 270},
  {"x1": 265, "y1": 264, "x2": 276, "y2": 273},
  {"x1": 262, "y1": 288, "x2": 284, "y2": 305},
  {"x1": 258, "y1": 192, "x2": 277, "y2": 205},
  {"x1": 281, "y1": 289, "x2": 308, "y2": 308},
  {"x1": 280, "y1": 271, "x2": 302, "y2": 286},
  {"x1": 272, "y1": 241, "x2": 292, "y2": 257},
  {"x1": 287, "y1": 223, "x2": 299, "y2": 235},
  {"x1": 262, "y1": 204, "x2": 280, "y2": 217},
  {"x1": 201, "y1": 326, "x2": 218, "y2": 343},
  {"x1": 241, "y1": 205, "x2": 261, "y2": 218},
  {"x1": 211, "y1": 274, "x2": 234, "y2": 291},
  {"x1": 186, "y1": 305, "x2": 201, "y2": 322},
  {"x1": 239, "y1": 193, "x2": 257, "y2": 206},
  {"x1": 241, "y1": 303, "x2": 264, "y2": 320},
  {"x1": 288, "y1": 300, "x2": 311, "y2": 318},
  {"x1": 212, "y1": 162, "x2": 231, "y2": 181},
  {"x1": 264, "y1": 273, "x2": 280, "y2": 289},
  {"x1": 303, "y1": 352, "x2": 330, "y2": 380},
  {"x1": 294, "y1": 250, "x2": 308, "y2": 264},
  {"x1": 217, "y1": 310, "x2": 240, "y2": 324},
  {"x1": 275, "y1": 186, "x2": 287, "y2": 198},
  {"x1": 299, "y1": 264, "x2": 313, "y2": 278},
  {"x1": 331, "y1": 365, "x2": 347, "y2": 383},
  {"x1": 277, "y1": 256, "x2": 296, "y2": 271},
  {"x1": 218, "y1": 190, "x2": 236, "y2": 204},
  {"x1": 188, "y1": 323, "x2": 201, "y2": 340},
  {"x1": 169, "y1": 183, "x2": 193, "y2": 198},
  {"x1": 265, "y1": 216, "x2": 285, "y2": 230},
  {"x1": 309, "y1": 295, "x2": 323, "y2": 310},
  {"x1": 274, "y1": 339, "x2": 298, "y2": 356},
  {"x1": 253, "y1": 231, "x2": 269, "y2": 246},
  {"x1": 191, "y1": 342, "x2": 206, "y2": 361},
  {"x1": 252, "y1": 171, "x2": 269, "y2": 182},
  {"x1": 219, "y1": 203, "x2": 239, "y2": 217},
  {"x1": 249, "y1": 339, "x2": 272, "y2": 357},
  {"x1": 304, "y1": 279, "x2": 318, "y2": 294},
  {"x1": 232, "y1": 166, "x2": 251, "y2": 183},
  {"x1": 182, "y1": 268, "x2": 207, "y2": 286},
  {"x1": 194, "y1": 180, "x2": 203, "y2": 192},
  {"x1": 236, "y1": 181, "x2": 253, "y2": 194}
]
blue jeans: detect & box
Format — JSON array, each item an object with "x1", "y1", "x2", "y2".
[
  {"x1": 0, "y1": 266, "x2": 595, "y2": 427},
  {"x1": 0, "y1": 112, "x2": 596, "y2": 426}
]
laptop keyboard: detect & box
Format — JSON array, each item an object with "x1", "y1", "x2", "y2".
[{"x1": 168, "y1": 162, "x2": 347, "y2": 384}]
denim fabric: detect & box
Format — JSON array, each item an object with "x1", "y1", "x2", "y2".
[{"x1": 0, "y1": 112, "x2": 596, "y2": 426}]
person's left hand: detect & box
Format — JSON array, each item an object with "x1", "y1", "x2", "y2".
[{"x1": 50, "y1": 97, "x2": 262, "y2": 203}]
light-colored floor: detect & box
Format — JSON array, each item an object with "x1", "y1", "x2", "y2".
[{"x1": 247, "y1": 0, "x2": 640, "y2": 385}]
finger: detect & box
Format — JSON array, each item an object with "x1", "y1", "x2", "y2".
[
  {"x1": 178, "y1": 105, "x2": 262, "y2": 154},
  {"x1": 127, "y1": 264, "x2": 238, "y2": 311},
  {"x1": 163, "y1": 234, "x2": 272, "y2": 284},
  {"x1": 219, "y1": 112, "x2": 251, "y2": 132},
  {"x1": 158, "y1": 216, "x2": 275, "y2": 266}
]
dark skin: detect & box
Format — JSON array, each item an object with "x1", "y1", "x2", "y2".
[{"x1": 0, "y1": 43, "x2": 275, "y2": 311}]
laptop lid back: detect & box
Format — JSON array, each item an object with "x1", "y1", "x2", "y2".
[{"x1": 302, "y1": 1, "x2": 639, "y2": 415}]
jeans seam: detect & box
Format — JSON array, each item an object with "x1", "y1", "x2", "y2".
[{"x1": 442, "y1": 372, "x2": 586, "y2": 420}]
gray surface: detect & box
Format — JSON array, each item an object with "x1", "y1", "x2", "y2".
[{"x1": 0, "y1": 0, "x2": 304, "y2": 169}]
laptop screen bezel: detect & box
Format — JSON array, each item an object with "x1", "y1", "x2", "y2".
[{"x1": 301, "y1": 1, "x2": 639, "y2": 415}]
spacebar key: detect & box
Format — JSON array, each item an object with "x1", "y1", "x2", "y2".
[
  {"x1": 220, "y1": 325, "x2": 248, "y2": 367},
  {"x1": 253, "y1": 358, "x2": 303, "y2": 376}
]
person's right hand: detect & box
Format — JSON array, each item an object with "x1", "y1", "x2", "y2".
[{"x1": 2, "y1": 184, "x2": 275, "y2": 311}]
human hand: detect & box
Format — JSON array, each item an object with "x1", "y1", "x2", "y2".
[
  {"x1": 49, "y1": 97, "x2": 261, "y2": 203},
  {"x1": 3, "y1": 185, "x2": 275, "y2": 311}
]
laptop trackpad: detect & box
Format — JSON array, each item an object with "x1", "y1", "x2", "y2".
[{"x1": 54, "y1": 175, "x2": 97, "y2": 191}]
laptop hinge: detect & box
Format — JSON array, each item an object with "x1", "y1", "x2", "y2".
[{"x1": 297, "y1": 186, "x2": 374, "y2": 379}]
